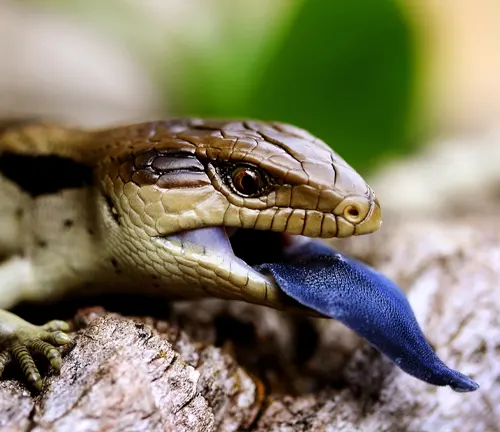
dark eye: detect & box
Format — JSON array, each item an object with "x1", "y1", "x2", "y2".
[{"x1": 231, "y1": 166, "x2": 264, "y2": 197}]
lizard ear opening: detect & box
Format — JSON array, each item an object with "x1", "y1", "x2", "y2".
[{"x1": 103, "y1": 195, "x2": 120, "y2": 225}]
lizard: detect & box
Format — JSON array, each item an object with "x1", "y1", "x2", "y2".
[{"x1": 0, "y1": 118, "x2": 478, "y2": 393}]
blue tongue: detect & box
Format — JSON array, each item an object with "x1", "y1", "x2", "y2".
[{"x1": 254, "y1": 239, "x2": 479, "y2": 392}]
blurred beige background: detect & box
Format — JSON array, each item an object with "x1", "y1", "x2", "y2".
[
  {"x1": 405, "y1": 0, "x2": 500, "y2": 132},
  {"x1": 0, "y1": 0, "x2": 289, "y2": 127},
  {"x1": 0, "y1": 0, "x2": 162, "y2": 125}
]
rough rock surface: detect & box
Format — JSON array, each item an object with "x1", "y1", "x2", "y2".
[{"x1": 0, "y1": 216, "x2": 499, "y2": 432}]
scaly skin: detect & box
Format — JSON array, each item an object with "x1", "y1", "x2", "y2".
[{"x1": 0, "y1": 118, "x2": 381, "y2": 390}]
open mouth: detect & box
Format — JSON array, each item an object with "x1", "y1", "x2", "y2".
[
  {"x1": 229, "y1": 228, "x2": 306, "y2": 266},
  {"x1": 158, "y1": 225, "x2": 479, "y2": 393},
  {"x1": 163, "y1": 226, "x2": 315, "y2": 310}
]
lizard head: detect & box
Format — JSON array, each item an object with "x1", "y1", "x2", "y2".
[{"x1": 95, "y1": 119, "x2": 381, "y2": 308}]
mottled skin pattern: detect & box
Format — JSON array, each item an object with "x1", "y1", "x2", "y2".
[{"x1": 0, "y1": 118, "x2": 380, "y2": 390}]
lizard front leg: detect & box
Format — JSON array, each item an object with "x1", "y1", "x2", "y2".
[{"x1": 0, "y1": 257, "x2": 72, "y2": 391}]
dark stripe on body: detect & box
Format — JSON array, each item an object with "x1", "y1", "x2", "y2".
[{"x1": 0, "y1": 153, "x2": 93, "y2": 196}]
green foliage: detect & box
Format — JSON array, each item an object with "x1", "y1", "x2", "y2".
[{"x1": 250, "y1": 2, "x2": 416, "y2": 173}]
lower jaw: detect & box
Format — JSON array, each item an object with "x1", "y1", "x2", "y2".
[{"x1": 152, "y1": 228, "x2": 309, "y2": 310}]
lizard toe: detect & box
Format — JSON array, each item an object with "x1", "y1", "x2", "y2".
[
  {"x1": 0, "y1": 350, "x2": 12, "y2": 379},
  {"x1": 41, "y1": 319, "x2": 71, "y2": 332},
  {"x1": 40, "y1": 330, "x2": 72, "y2": 346},
  {"x1": 27, "y1": 340, "x2": 63, "y2": 372},
  {"x1": 11, "y1": 342, "x2": 43, "y2": 391}
]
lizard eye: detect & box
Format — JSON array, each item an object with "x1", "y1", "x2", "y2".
[{"x1": 230, "y1": 165, "x2": 265, "y2": 197}]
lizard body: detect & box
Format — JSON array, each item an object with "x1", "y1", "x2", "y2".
[{"x1": 0, "y1": 119, "x2": 478, "y2": 393}]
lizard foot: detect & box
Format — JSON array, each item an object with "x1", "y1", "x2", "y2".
[{"x1": 0, "y1": 310, "x2": 72, "y2": 391}]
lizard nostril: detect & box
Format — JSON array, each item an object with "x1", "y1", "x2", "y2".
[
  {"x1": 343, "y1": 205, "x2": 363, "y2": 223},
  {"x1": 334, "y1": 198, "x2": 370, "y2": 225},
  {"x1": 345, "y1": 206, "x2": 359, "y2": 218}
]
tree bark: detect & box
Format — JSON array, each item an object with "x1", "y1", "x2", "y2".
[{"x1": 0, "y1": 216, "x2": 498, "y2": 432}]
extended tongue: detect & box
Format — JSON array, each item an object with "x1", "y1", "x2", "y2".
[{"x1": 255, "y1": 239, "x2": 479, "y2": 392}]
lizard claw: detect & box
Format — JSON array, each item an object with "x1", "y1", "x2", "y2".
[{"x1": 0, "y1": 311, "x2": 72, "y2": 391}]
